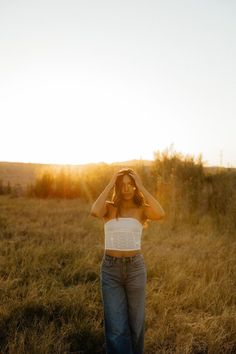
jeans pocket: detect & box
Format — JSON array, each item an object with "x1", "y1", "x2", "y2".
[
  {"x1": 102, "y1": 258, "x2": 114, "y2": 268},
  {"x1": 133, "y1": 258, "x2": 145, "y2": 269}
]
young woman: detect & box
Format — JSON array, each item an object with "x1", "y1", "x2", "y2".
[{"x1": 90, "y1": 168, "x2": 165, "y2": 354}]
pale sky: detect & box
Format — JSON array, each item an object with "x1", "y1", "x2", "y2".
[{"x1": 0, "y1": 0, "x2": 235, "y2": 167}]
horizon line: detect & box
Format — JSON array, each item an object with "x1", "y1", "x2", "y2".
[{"x1": 0, "y1": 159, "x2": 234, "y2": 169}]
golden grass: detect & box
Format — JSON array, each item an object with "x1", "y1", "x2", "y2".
[{"x1": 0, "y1": 195, "x2": 235, "y2": 353}]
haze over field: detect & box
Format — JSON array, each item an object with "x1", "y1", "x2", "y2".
[
  {"x1": 0, "y1": 157, "x2": 236, "y2": 352},
  {"x1": 0, "y1": 0, "x2": 235, "y2": 167}
]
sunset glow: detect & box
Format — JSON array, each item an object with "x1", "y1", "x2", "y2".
[{"x1": 1, "y1": 0, "x2": 235, "y2": 167}]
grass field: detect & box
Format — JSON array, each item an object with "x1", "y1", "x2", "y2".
[{"x1": 0, "y1": 195, "x2": 236, "y2": 353}]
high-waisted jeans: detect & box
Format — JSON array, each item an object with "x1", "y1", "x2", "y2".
[{"x1": 100, "y1": 254, "x2": 147, "y2": 354}]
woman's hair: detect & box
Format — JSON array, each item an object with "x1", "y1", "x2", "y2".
[{"x1": 111, "y1": 168, "x2": 145, "y2": 218}]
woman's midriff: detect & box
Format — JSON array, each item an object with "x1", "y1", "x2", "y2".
[{"x1": 105, "y1": 249, "x2": 141, "y2": 257}]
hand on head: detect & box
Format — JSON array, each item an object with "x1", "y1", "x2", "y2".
[
  {"x1": 118, "y1": 168, "x2": 134, "y2": 174},
  {"x1": 109, "y1": 168, "x2": 142, "y2": 190}
]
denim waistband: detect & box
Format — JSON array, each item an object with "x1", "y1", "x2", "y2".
[{"x1": 103, "y1": 254, "x2": 143, "y2": 263}]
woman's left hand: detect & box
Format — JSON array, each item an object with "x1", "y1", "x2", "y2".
[{"x1": 128, "y1": 170, "x2": 143, "y2": 190}]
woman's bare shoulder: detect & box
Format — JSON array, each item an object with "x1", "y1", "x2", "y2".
[
  {"x1": 104, "y1": 201, "x2": 116, "y2": 220},
  {"x1": 139, "y1": 205, "x2": 149, "y2": 222}
]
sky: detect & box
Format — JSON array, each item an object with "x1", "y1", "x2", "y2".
[{"x1": 0, "y1": 0, "x2": 235, "y2": 167}]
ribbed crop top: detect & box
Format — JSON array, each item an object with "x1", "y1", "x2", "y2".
[{"x1": 104, "y1": 217, "x2": 143, "y2": 251}]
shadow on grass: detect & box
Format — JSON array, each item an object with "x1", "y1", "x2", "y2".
[{"x1": 0, "y1": 301, "x2": 105, "y2": 354}]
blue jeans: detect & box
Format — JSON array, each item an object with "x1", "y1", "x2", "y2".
[{"x1": 100, "y1": 254, "x2": 147, "y2": 354}]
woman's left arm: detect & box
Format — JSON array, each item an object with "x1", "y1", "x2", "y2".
[{"x1": 129, "y1": 171, "x2": 165, "y2": 221}]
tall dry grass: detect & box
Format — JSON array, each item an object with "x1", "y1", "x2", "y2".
[{"x1": 0, "y1": 195, "x2": 235, "y2": 353}]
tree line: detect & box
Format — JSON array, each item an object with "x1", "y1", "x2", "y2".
[{"x1": 25, "y1": 150, "x2": 236, "y2": 233}]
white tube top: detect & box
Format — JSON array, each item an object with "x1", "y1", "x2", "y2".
[{"x1": 104, "y1": 217, "x2": 143, "y2": 251}]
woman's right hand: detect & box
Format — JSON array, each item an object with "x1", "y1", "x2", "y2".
[{"x1": 108, "y1": 171, "x2": 124, "y2": 189}]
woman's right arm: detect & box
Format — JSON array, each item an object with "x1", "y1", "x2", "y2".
[{"x1": 90, "y1": 172, "x2": 121, "y2": 218}]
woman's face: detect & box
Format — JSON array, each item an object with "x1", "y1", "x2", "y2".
[{"x1": 120, "y1": 174, "x2": 136, "y2": 200}]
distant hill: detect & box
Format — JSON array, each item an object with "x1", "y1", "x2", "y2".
[
  {"x1": 0, "y1": 160, "x2": 152, "y2": 187},
  {"x1": 0, "y1": 160, "x2": 234, "y2": 188},
  {"x1": 0, "y1": 161, "x2": 89, "y2": 188}
]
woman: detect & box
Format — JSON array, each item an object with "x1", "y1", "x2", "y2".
[{"x1": 90, "y1": 168, "x2": 165, "y2": 354}]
